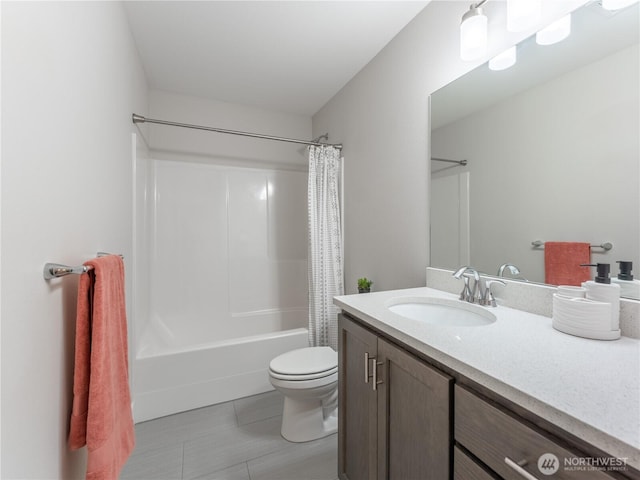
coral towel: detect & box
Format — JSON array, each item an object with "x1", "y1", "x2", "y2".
[
  {"x1": 544, "y1": 242, "x2": 591, "y2": 286},
  {"x1": 69, "y1": 255, "x2": 135, "y2": 480}
]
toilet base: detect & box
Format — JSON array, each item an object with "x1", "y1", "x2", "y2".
[{"x1": 280, "y1": 396, "x2": 338, "y2": 443}]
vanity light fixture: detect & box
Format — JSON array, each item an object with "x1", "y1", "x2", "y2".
[
  {"x1": 489, "y1": 46, "x2": 517, "y2": 70},
  {"x1": 536, "y1": 13, "x2": 571, "y2": 45},
  {"x1": 602, "y1": 0, "x2": 639, "y2": 10},
  {"x1": 460, "y1": 0, "x2": 488, "y2": 61},
  {"x1": 507, "y1": 0, "x2": 541, "y2": 32}
]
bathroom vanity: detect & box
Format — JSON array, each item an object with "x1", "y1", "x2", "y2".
[
  {"x1": 338, "y1": 315, "x2": 451, "y2": 479},
  {"x1": 334, "y1": 287, "x2": 640, "y2": 480}
]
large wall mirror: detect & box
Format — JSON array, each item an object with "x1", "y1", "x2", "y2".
[{"x1": 430, "y1": 1, "x2": 639, "y2": 299}]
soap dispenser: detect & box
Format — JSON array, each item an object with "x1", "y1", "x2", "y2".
[
  {"x1": 612, "y1": 261, "x2": 640, "y2": 299},
  {"x1": 581, "y1": 263, "x2": 620, "y2": 331}
]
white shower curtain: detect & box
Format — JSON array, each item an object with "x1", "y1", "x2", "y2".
[{"x1": 308, "y1": 145, "x2": 344, "y2": 351}]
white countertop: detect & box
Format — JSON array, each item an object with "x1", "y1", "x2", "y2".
[{"x1": 334, "y1": 287, "x2": 640, "y2": 470}]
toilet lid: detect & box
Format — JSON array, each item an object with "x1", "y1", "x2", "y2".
[{"x1": 270, "y1": 346, "x2": 337, "y2": 376}]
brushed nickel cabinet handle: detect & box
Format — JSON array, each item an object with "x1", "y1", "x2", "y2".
[
  {"x1": 504, "y1": 457, "x2": 540, "y2": 480},
  {"x1": 372, "y1": 357, "x2": 378, "y2": 390},
  {"x1": 372, "y1": 360, "x2": 383, "y2": 391},
  {"x1": 364, "y1": 352, "x2": 371, "y2": 383}
]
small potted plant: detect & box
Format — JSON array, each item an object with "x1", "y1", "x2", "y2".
[{"x1": 357, "y1": 277, "x2": 373, "y2": 294}]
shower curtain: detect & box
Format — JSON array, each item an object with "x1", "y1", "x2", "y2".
[{"x1": 308, "y1": 145, "x2": 344, "y2": 351}]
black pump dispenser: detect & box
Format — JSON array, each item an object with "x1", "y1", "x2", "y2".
[
  {"x1": 581, "y1": 263, "x2": 611, "y2": 284},
  {"x1": 616, "y1": 261, "x2": 634, "y2": 281}
]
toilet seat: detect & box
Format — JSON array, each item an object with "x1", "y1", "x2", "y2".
[
  {"x1": 270, "y1": 370, "x2": 338, "y2": 390},
  {"x1": 269, "y1": 366, "x2": 338, "y2": 381},
  {"x1": 269, "y1": 346, "x2": 337, "y2": 377}
]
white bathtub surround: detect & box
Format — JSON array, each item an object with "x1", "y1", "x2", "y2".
[
  {"x1": 334, "y1": 287, "x2": 640, "y2": 470},
  {"x1": 308, "y1": 146, "x2": 344, "y2": 350},
  {"x1": 133, "y1": 157, "x2": 311, "y2": 422},
  {"x1": 426, "y1": 267, "x2": 640, "y2": 339}
]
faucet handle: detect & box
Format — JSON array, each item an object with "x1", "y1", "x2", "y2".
[
  {"x1": 458, "y1": 275, "x2": 472, "y2": 301},
  {"x1": 473, "y1": 276, "x2": 485, "y2": 304},
  {"x1": 481, "y1": 279, "x2": 506, "y2": 307}
]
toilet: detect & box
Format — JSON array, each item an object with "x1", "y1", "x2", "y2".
[{"x1": 268, "y1": 346, "x2": 338, "y2": 442}]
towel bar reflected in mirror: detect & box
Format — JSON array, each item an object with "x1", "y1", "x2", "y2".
[{"x1": 531, "y1": 240, "x2": 613, "y2": 251}]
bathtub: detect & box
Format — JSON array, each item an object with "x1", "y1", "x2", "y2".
[
  {"x1": 132, "y1": 155, "x2": 312, "y2": 423},
  {"x1": 132, "y1": 313, "x2": 309, "y2": 423}
]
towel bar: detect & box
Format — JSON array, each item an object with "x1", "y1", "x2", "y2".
[
  {"x1": 43, "y1": 253, "x2": 123, "y2": 280},
  {"x1": 531, "y1": 240, "x2": 613, "y2": 251}
]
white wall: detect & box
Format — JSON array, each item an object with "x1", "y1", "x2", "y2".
[
  {"x1": 432, "y1": 44, "x2": 639, "y2": 283},
  {"x1": 312, "y1": 0, "x2": 585, "y2": 294},
  {"x1": 1, "y1": 2, "x2": 148, "y2": 478},
  {"x1": 147, "y1": 89, "x2": 312, "y2": 168}
]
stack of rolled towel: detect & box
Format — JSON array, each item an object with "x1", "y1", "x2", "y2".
[{"x1": 552, "y1": 283, "x2": 620, "y2": 341}]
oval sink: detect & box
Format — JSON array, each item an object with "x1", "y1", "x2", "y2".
[{"x1": 386, "y1": 296, "x2": 496, "y2": 327}]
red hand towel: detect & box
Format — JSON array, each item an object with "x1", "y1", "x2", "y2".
[
  {"x1": 544, "y1": 242, "x2": 591, "y2": 286},
  {"x1": 69, "y1": 255, "x2": 135, "y2": 480}
]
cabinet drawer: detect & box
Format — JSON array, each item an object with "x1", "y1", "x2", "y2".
[
  {"x1": 454, "y1": 446, "x2": 497, "y2": 480},
  {"x1": 455, "y1": 386, "x2": 615, "y2": 480}
]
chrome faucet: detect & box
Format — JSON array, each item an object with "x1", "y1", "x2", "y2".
[
  {"x1": 452, "y1": 266, "x2": 483, "y2": 303},
  {"x1": 497, "y1": 263, "x2": 525, "y2": 280}
]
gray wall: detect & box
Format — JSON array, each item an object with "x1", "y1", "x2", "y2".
[{"x1": 312, "y1": 1, "x2": 582, "y2": 294}]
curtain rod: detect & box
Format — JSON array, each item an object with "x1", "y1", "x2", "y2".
[
  {"x1": 132, "y1": 114, "x2": 343, "y2": 150},
  {"x1": 431, "y1": 157, "x2": 467, "y2": 166}
]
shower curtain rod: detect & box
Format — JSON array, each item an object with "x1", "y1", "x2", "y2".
[
  {"x1": 431, "y1": 157, "x2": 467, "y2": 166},
  {"x1": 132, "y1": 114, "x2": 343, "y2": 150}
]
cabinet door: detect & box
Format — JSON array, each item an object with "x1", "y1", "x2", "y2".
[
  {"x1": 338, "y1": 314, "x2": 379, "y2": 480},
  {"x1": 377, "y1": 338, "x2": 453, "y2": 480}
]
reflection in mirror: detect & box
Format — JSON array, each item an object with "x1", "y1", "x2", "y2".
[{"x1": 430, "y1": 1, "x2": 639, "y2": 299}]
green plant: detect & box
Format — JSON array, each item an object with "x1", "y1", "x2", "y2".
[{"x1": 357, "y1": 277, "x2": 373, "y2": 290}]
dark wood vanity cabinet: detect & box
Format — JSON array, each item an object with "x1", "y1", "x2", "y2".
[
  {"x1": 455, "y1": 385, "x2": 619, "y2": 480},
  {"x1": 338, "y1": 314, "x2": 452, "y2": 480},
  {"x1": 338, "y1": 312, "x2": 638, "y2": 480},
  {"x1": 338, "y1": 314, "x2": 378, "y2": 479}
]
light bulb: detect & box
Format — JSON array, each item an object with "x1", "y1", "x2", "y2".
[
  {"x1": 489, "y1": 46, "x2": 517, "y2": 71},
  {"x1": 507, "y1": 0, "x2": 542, "y2": 32},
  {"x1": 460, "y1": 6, "x2": 488, "y2": 61},
  {"x1": 536, "y1": 14, "x2": 571, "y2": 45}
]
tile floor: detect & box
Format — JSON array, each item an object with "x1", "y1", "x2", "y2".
[{"x1": 121, "y1": 391, "x2": 338, "y2": 480}]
